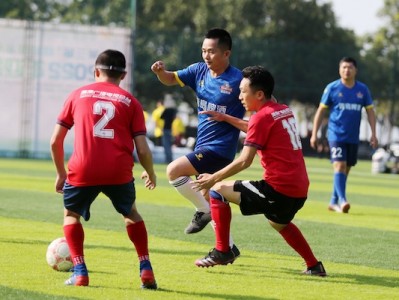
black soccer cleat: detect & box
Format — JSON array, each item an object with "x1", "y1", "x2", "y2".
[
  {"x1": 231, "y1": 244, "x2": 240, "y2": 259},
  {"x1": 302, "y1": 261, "x2": 327, "y2": 277},
  {"x1": 195, "y1": 248, "x2": 235, "y2": 267},
  {"x1": 184, "y1": 211, "x2": 212, "y2": 234}
]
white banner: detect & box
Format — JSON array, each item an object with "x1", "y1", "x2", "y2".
[{"x1": 0, "y1": 19, "x2": 132, "y2": 157}]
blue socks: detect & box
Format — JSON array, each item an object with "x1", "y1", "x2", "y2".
[
  {"x1": 73, "y1": 263, "x2": 88, "y2": 276},
  {"x1": 333, "y1": 172, "x2": 347, "y2": 204},
  {"x1": 210, "y1": 190, "x2": 224, "y2": 202},
  {"x1": 140, "y1": 260, "x2": 152, "y2": 272}
]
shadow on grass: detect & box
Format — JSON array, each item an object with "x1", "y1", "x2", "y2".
[
  {"x1": 91, "y1": 283, "x2": 277, "y2": 300},
  {"x1": 0, "y1": 285, "x2": 82, "y2": 300},
  {"x1": 0, "y1": 237, "x2": 206, "y2": 257},
  {"x1": 138, "y1": 288, "x2": 278, "y2": 300},
  {"x1": 326, "y1": 272, "x2": 398, "y2": 289},
  {"x1": 279, "y1": 267, "x2": 399, "y2": 289}
]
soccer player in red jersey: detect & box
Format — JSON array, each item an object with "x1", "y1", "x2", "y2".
[
  {"x1": 192, "y1": 66, "x2": 326, "y2": 276},
  {"x1": 50, "y1": 49, "x2": 158, "y2": 289}
]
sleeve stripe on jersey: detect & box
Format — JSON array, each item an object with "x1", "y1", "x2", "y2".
[
  {"x1": 320, "y1": 103, "x2": 329, "y2": 108},
  {"x1": 365, "y1": 104, "x2": 374, "y2": 109},
  {"x1": 243, "y1": 141, "x2": 262, "y2": 150},
  {"x1": 174, "y1": 72, "x2": 185, "y2": 87},
  {"x1": 133, "y1": 131, "x2": 147, "y2": 137},
  {"x1": 57, "y1": 120, "x2": 72, "y2": 129}
]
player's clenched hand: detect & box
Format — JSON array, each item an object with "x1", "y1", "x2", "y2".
[
  {"x1": 55, "y1": 174, "x2": 66, "y2": 194},
  {"x1": 151, "y1": 61, "x2": 165, "y2": 74},
  {"x1": 370, "y1": 135, "x2": 378, "y2": 149},
  {"x1": 192, "y1": 173, "x2": 215, "y2": 191},
  {"x1": 309, "y1": 134, "x2": 318, "y2": 149},
  {"x1": 141, "y1": 171, "x2": 156, "y2": 190}
]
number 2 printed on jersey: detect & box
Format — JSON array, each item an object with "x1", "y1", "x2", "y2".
[{"x1": 93, "y1": 101, "x2": 115, "y2": 138}]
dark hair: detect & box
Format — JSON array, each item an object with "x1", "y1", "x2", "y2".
[
  {"x1": 95, "y1": 49, "x2": 126, "y2": 78},
  {"x1": 339, "y1": 56, "x2": 357, "y2": 68},
  {"x1": 242, "y1": 66, "x2": 274, "y2": 98},
  {"x1": 205, "y1": 28, "x2": 232, "y2": 51}
]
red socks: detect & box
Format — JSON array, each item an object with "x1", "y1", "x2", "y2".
[
  {"x1": 126, "y1": 221, "x2": 149, "y2": 261},
  {"x1": 63, "y1": 223, "x2": 85, "y2": 265},
  {"x1": 210, "y1": 196, "x2": 231, "y2": 253},
  {"x1": 279, "y1": 222, "x2": 318, "y2": 267}
]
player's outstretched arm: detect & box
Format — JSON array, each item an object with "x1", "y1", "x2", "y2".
[
  {"x1": 193, "y1": 145, "x2": 257, "y2": 191},
  {"x1": 151, "y1": 60, "x2": 178, "y2": 86},
  {"x1": 134, "y1": 135, "x2": 156, "y2": 190},
  {"x1": 199, "y1": 110, "x2": 249, "y2": 133}
]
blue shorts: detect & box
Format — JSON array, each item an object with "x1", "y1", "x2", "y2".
[
  {"x1": 186, "y1": 148, "x2": 233, "y2": 174},
  {"x1": 63, "y1": 180, "x2": 136, "y2": 221},
  {"x1": 328, "y1": 141, "x2": 358, "y2": 166},
  {"x1": 233, "y1": 180, "x2": 306, "y2": 224}
]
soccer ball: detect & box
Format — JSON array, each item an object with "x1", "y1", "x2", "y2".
[{"x1": 46, "y1": 237, "x2": 73, "y2": 272}]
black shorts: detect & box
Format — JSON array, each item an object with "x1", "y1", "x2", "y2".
[
  {"x1": 63, "y1": 180, "x2": 136, "y2": 221},
  {"x1": 186, "y1": 148, "x2": 233, "y2": 174},
  {"x1": 233, "y1": 180, "x2": 306, "y2": 224}
]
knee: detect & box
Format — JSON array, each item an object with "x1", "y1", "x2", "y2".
[
  {"x1": 166, "y1": 161, "x2": 178, "y2": 180},
  {"x1": 210, "y1": 182, "x2": 223, "y2": 193},
  {"x1": 268, "y1": 220, "x2": 288, "y2": 232},
  {"x1": 209, "y1": 189, "x2": 227, "y2": 206},
  {"x1": 124, "y1": 208, "x2": 142, "y2": 224},
  {"x1": 333, "y1": 161, "x2": 347, "y2": 173},
  {"x1": 64, "y1": 209, "x2": 81, "y2": 219}
]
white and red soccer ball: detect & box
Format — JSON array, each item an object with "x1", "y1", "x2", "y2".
[{"x1": 46, "y1": 237, "x2": 73, "y2": 272}]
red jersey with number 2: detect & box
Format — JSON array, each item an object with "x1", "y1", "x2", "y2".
[
  {"x1": 244, "y1": 102, "x2": 309, "y2": 198},
  {"x1": 57, "y1": 81, "x2": 146, "y2": 186}
]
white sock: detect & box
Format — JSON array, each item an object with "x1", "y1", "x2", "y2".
[
  {"x1": 210, "y1": 220, "x2": 234, "y2": 248},
  {"x1": 169, "y1": 176, "x2": 210, "y2": 213}
]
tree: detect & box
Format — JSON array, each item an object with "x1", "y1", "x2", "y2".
[
  {"x1": 362, "y1": 0, "x2": 399, "y2": 126},
  {"x1": 133, "y1": 0, "x2": 361, "y2": 106},
  {"x1": 0, "y1": 0, "x2": 64, "y2": 21},
  {"x1": 0, "y1": 0, "x2": 365, "y2": 107}
]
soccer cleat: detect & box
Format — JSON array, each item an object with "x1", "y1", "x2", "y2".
[
  {"x1": 302, "y1": 261, "x2": 327, "y2": 277},
  {"x1": 140, "y1": 269, "x2": 157, "y2": 290},
  {"x1": 64, "y1": 274, "x2": 89, "y2": 286},
  {"x1": 328, "y1": 204, "x2": 342, "y2": 213},
  {"x1": 140, "y1": 260, "x2": 157, "y2": 290},
  {"x1": 231, "y1": 244, "x2": 241, "y2": 259},
  {"x1": 195, "y1": 248, "x2": 235, "y2": 267},
  {"x1": 341, "y1": 202, "x2": 350, "y2": 213},
  {"x1": 184, "y1": 211, "x2": 212, "y2": 234}
]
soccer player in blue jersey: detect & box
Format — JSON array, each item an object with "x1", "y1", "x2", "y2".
[
  {"x1": 151, "y1": 28, "x2": 246, "y2": 256},
  {"x1": 310, "y1": 57, "x2": 378, "y2": 213}
]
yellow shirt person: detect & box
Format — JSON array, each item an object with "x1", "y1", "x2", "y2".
[
  {"x1": 172, "y1": 116, "x2": 186, "y2": 147},
  {"x1": 151, "y1": 101, "x2": 165, "y2": 146}
]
